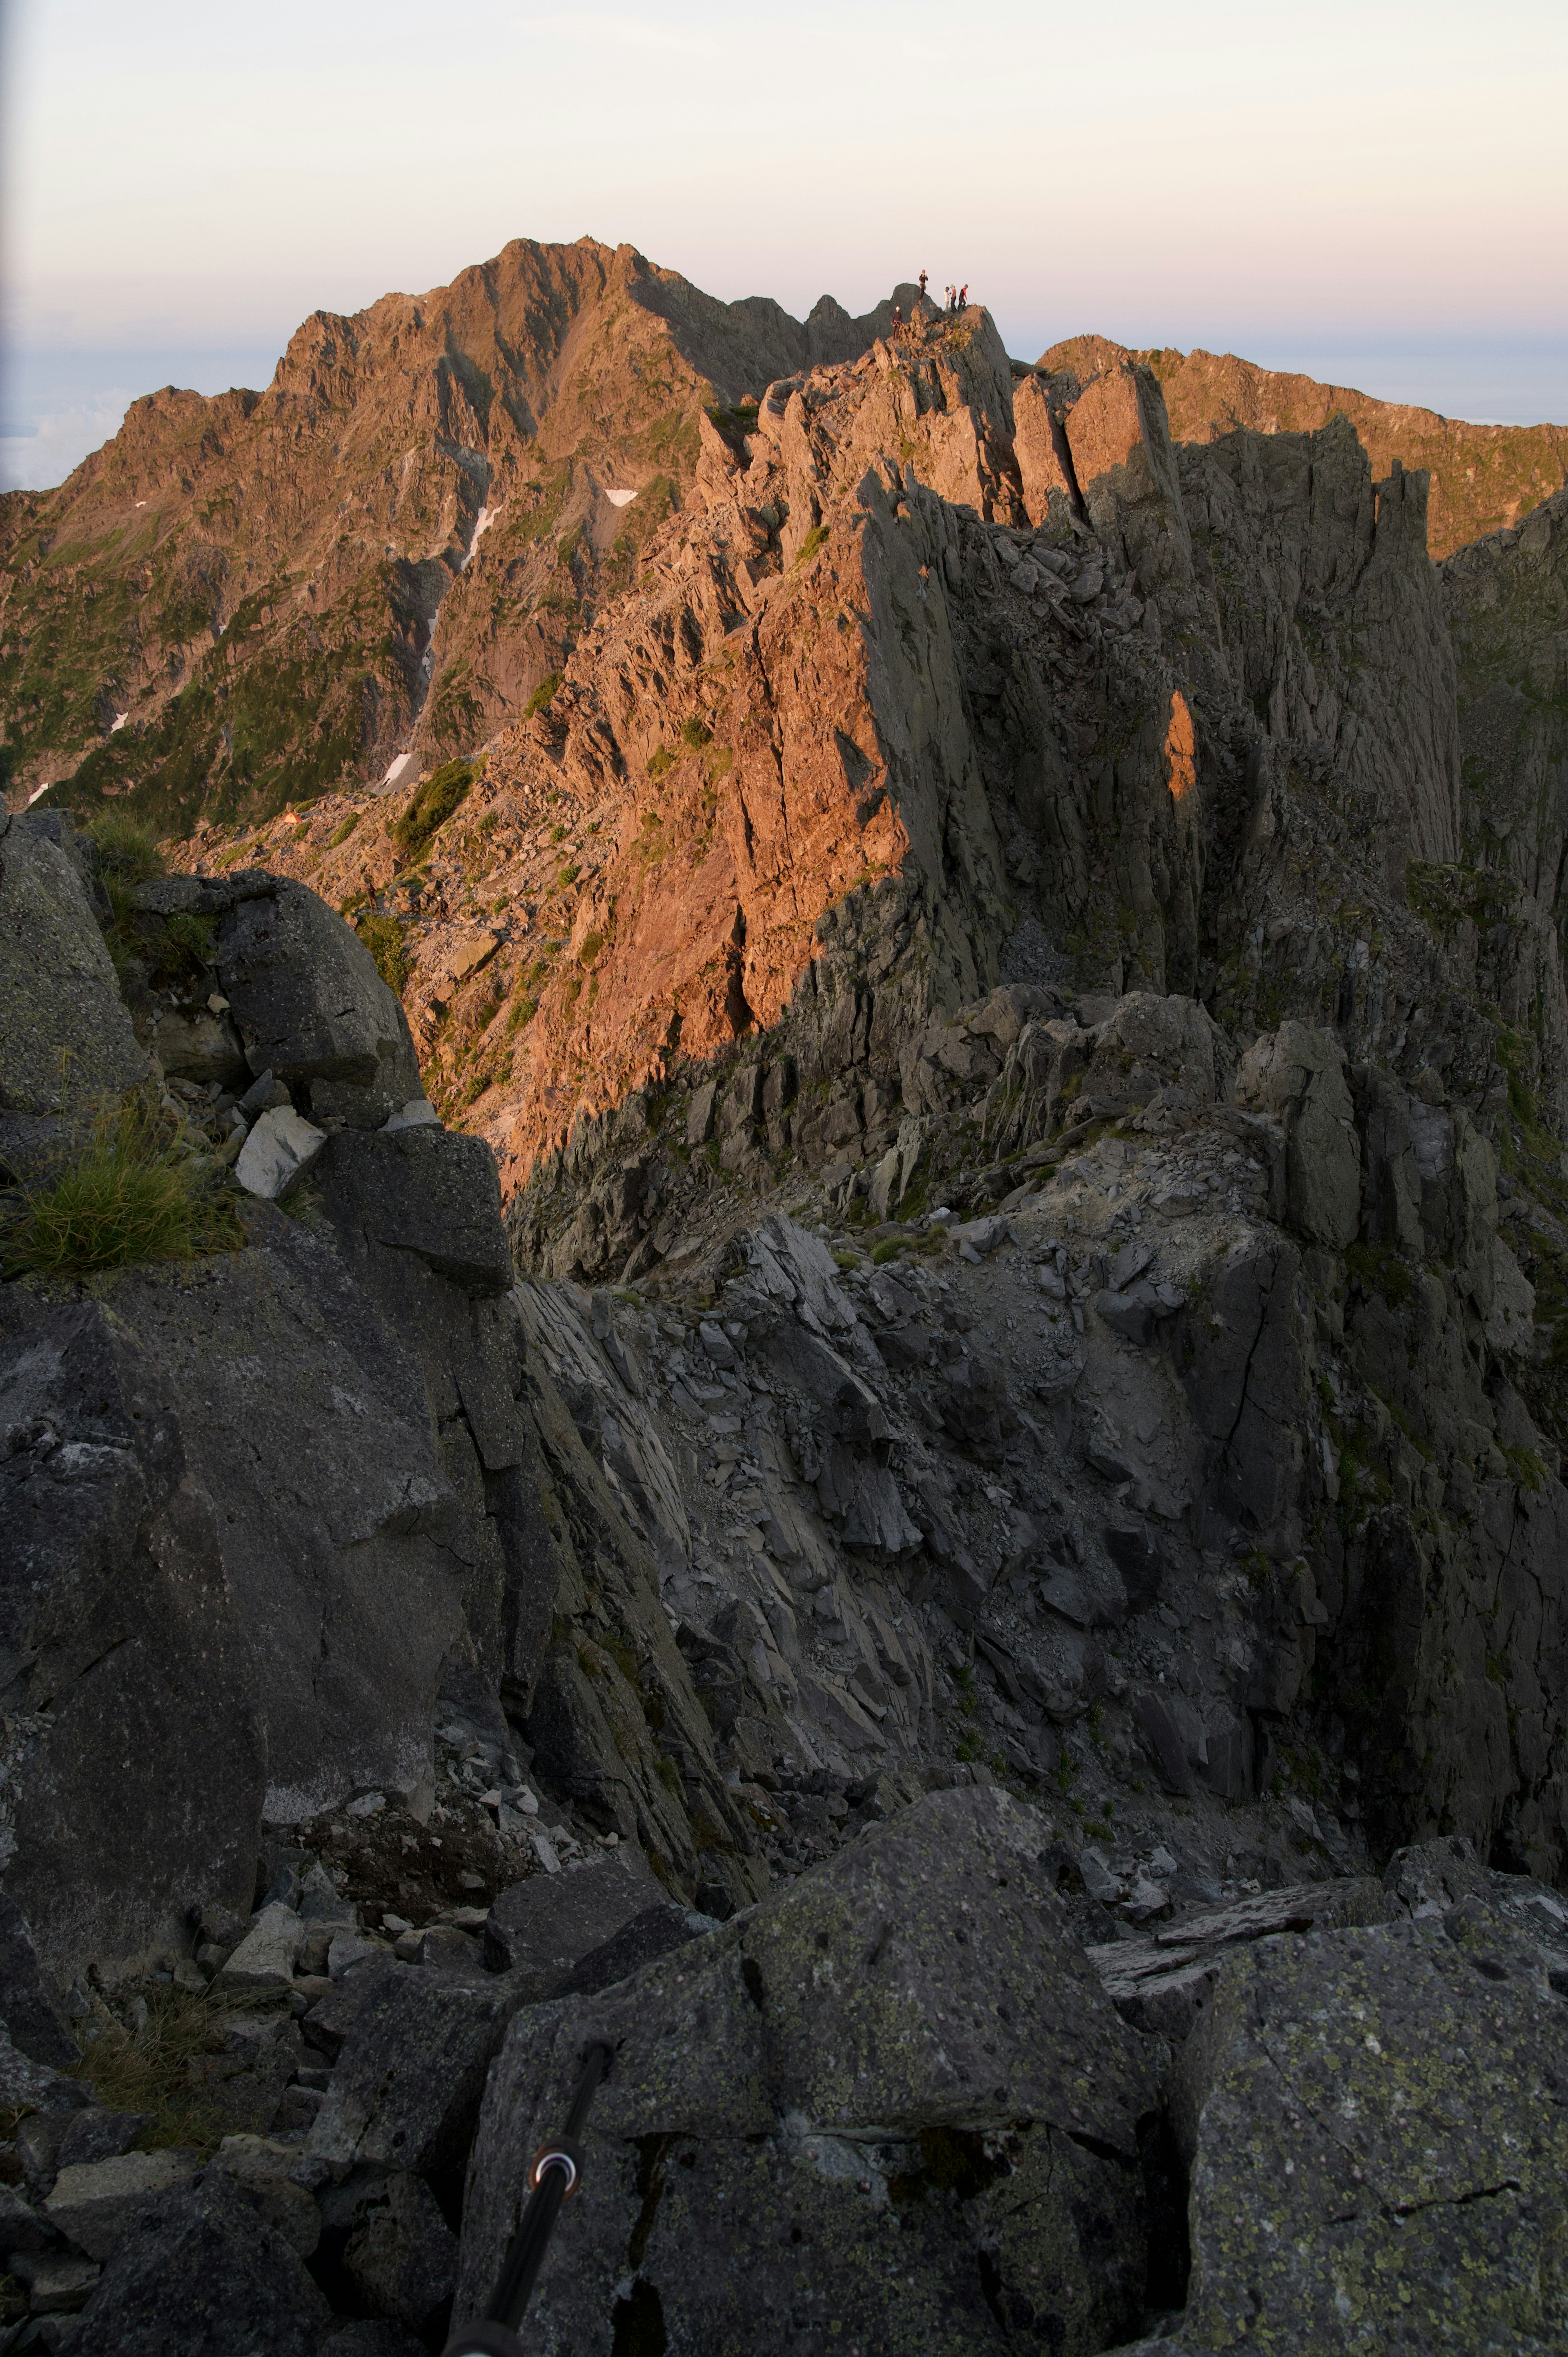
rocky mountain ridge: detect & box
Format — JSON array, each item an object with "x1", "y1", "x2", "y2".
[
  {"x1": 1044, "y1": 332, "x2": 1568, "y2": 560},
  {"x1": 0, "y1": 241, "x2": 916, "y2": 823},
  {"x1": 2, "y1": 255, "x2": 1568, "y2": 2351}
]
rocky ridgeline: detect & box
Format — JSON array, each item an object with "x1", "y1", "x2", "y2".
[
  {"x1": 4, "y1": 304, "x2": 1568, "y2": 2348},
  {"x1": 3, "y1": 782, "x2": 1568, "y2": 2348}
]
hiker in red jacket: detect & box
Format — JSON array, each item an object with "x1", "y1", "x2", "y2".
[{"x1": 959, "y1": 283, "x2": 968, "y2": 309}]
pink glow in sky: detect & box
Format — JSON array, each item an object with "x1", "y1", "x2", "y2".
[{"x1": 3, "y1": 0, "x2": 1565, "y2": 486}]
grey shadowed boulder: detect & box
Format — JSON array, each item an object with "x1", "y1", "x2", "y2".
[
  {"x1": 305, "y1": 1969, "x2": 521, "y2": 2182},
  {"x1": 343, "y1": 2170, "x2": 460, "y2": 2337},
  {"x1": 0, "y1": 1289, "x2": 266, "y2": 1980},
  {"x1": 483, "y1": 1845, "x2": 668, "y2": 1984},
  {"x1": 214, "y1": 874, "x2": 423, "y2": 1128},
  {"x1": 56, "y1": 2168, "x2": 329, "y2": 2356},
  {"x1": 456, "y1": 1787, "x2": 1160, "y2": 2357},
  {"x1": 316, "y1": 1126, "x2": 513, "y2": 1298},
  {"x1": 0, "y1": 812, "x2": 148, "y2": 1116},
  {"x1": 318, "y1": 2326, "x2": 427, "y2": 2357},
  {"x1": 104, "y1": 1202, "x2": 466, "y2": 1833},
  {"x1": 1174, "y1": 1903, "x2": 1568, "y2": 2353},
  {"x1": 0, "y1": 1897, "x2": 80, "y2": 2068}
]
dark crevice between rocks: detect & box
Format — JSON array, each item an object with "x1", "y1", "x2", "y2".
[
  {"x1": 611, "y1": 2274, "x2": 668, "y2": 2357},
  {"x1": 1137, "y1": 2109, "x2": 1192, "y2": 2315},
  {"x1": 886, "y1": 2126, "x2": 1008, "y2": 2208},
  {"x1": 626, "y1": 2132, "x2": 675, "y2": 2270}
]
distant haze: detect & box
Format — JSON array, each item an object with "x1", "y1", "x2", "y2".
[{"x1": 4, "y1": 0, "x2": 1565, "y2": 489}]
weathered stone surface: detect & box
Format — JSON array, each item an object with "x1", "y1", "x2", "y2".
[
  {"x1": 216, "y1": 877, "x2": 423, "y2": 1126},
  {"x1": 151, "y1": 1003, "x2": 249, "y2": 1087},
  {"x1": 457, "y1": 1790, "x2": 1156, "y2": 2349},
  {"x1": 483, "y1": 1846, "x2": 665, "y2": 1986},
  {"x1": 0, "y1": 1289, "x2": 265, "y2": 1979},
  {"x1": 343, "y1": 2170, "x2": 459, "y2": 2335},
  {"x1": 1238, "y1": 1023, "x2": 1360, "y2": 1248},
  {"x1": 45, "y1": 2149, "x2": 200, "y2": 2261},
  {"x1": 0, "y1": 2181, "x2": 60, "y2": 2252},
  {"x1": 233, "y1": 1104, "x2": 326, "y2": 1200},
  {"x1": 103, "y1": 1206, "x2": 464, "y2": 1830},
  {"x1": 60, "y1": 2170, "x2": 330, "y2": 2356},
  {"x1": 207, "y1": 2136, "x2": 321, "y2": 2257},
  {"x1": 0, "y1": 818, "x2": 147, "y2": 1116},
  {"x1": 1088, "y1": 1877, "x2": 1390, "y2": 2038},
  {"x1": 316, "y1": 1126, "x2": 512, "y2": 1297},
  {"x1": 306, "y1": 1969, "x2": 519, "y2": 2179},
  {"x1": 0, "y1": 1898, "x2": 79, "y2": 2068},
  {"x1": 1176, "y1": 1913, "x2": 1568, "y2": 2353},
  {"x1": 317, "y1": 2326, "x2": 426, "y2": 2357},
  {"x1": 554, "y1": 1898, "x2": 712, "y2": 1997},
  {"x1": 55, "y1": 2110, "x2": 149, "y2": 2171},
  {"x1": 318, "y1": 2326, "x2": 426, "y2": 2357},
  {"x1": 212, "y1": 1903, "x2": 304, "y2": 1998},
  {"x1": 13, "y1": 2250, "x2": 99, "y2": 2312}
]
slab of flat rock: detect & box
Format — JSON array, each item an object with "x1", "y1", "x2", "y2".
[
  {"x1": 1177, "y1": 1911, "x2": 1568, "y2": 2352},
  {"x1": 63, "y1": 2169, "x2": 329, "y2": 2356},
  {"x1": 212, "y1": 1902, "x2": 305, "y2": 1998},
  {"x1": 234, "y1": 1105, "x2": 325, "y2": 1200},
  {"x1": 483, "y1": 1846, "x2": 668, "y2": 1986},
  {"x1": 1087, "y1": 1876, "x2": 1388, "y2": 2037},
  {"x1": 305, "y1": 1969, "x2": 518, "y2": 2179},
  {"x1": 45, "y1": 2148, "x2": 200, "y2": 2260},
  {"x1": 456, "y1": 1788, "x2": 1157, "y2": 2355},
  {"x1": 0, "y1": 818, "x2": 148, "y2": 1115}
]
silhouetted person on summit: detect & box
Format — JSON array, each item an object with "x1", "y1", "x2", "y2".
[
  {"x1": 919, "y1": 269, "x2": 928, "y2": 298},
  {"x1": 959, "y1": 283, "x2": 968, "y2": 309}
]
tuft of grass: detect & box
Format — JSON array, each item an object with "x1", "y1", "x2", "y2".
[
  {"x1": 81, "y1": 813, "x2": 169, "y2": 970},
  {"x1": 145, "y1": 910, "x2": 217, "y2": 989},
  {"x1": 327, "y1": 810, "x2": 360, "y2": 847},
  {"x1": 871, "y1": 1240, "x2": 906, "y2": 1265},
  {"x1": 355, "y1": 911, "x2": 410, "y2": 995},
  {"x1": 793, "y1": 523, "x2": 830, "y2": 569},
  {"x1": 524, "y1": 671, "x2": 563, "y2": 719},
  {"x1": 680, "y1": 717, "x2": 712, "y2": 751},
  {"x1": 392, "y1": 758, "x2": 481, "y2": 862},
  {"x1": 74, "y1": 1985, "x2": 241, "y2": 2158},
  {"x1": 1, "y1": 1100, "x2": 243, "y2": 1280},
  {"x1": 81, "y1": 812, "x2": 165, "y2": 885}
]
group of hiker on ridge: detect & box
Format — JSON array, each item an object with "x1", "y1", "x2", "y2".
[{"x1": 889, "y1": 270, "x2": 967, "y2": 334}]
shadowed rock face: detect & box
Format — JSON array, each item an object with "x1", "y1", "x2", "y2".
[{"x1": 1042, "y1": 332, "x2": 1568, "y2": 559}]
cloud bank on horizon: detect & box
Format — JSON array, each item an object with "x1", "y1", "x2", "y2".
[{"x1": 3, "y1": 0, "x2": 1565, "y2": 488}]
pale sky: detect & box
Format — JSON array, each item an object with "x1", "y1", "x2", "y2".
[{"x1": 4, "y1": 0, "x2": 1566, "y2": 488}]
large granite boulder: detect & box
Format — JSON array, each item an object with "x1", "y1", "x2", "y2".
[
  {"x1": 214, "y1": 876, "x2": 423, "y2": 1127},
  {"x1": 456, "y1": 1788, "x2": 1159, "y2": 2354},
  {"x1": 1175, "y1": 1902, "x2": 1568, "y2": 2353},
  {"x1": 1237, "y1": 1021, "x2": 1361, "y2": 1249},
  {"x1": 59, "y1": 2169, "x2": 330, "y2": 2356},
  {"x1": 105, "y1": 1204, "x2": 467, "y2": 1829},
  {"x1": 0, "y1": 811, "x2": 148, "y2": 1115},
  {"x1": 0, "y1": 1286, "x2": 266, "y2": 1979}
]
